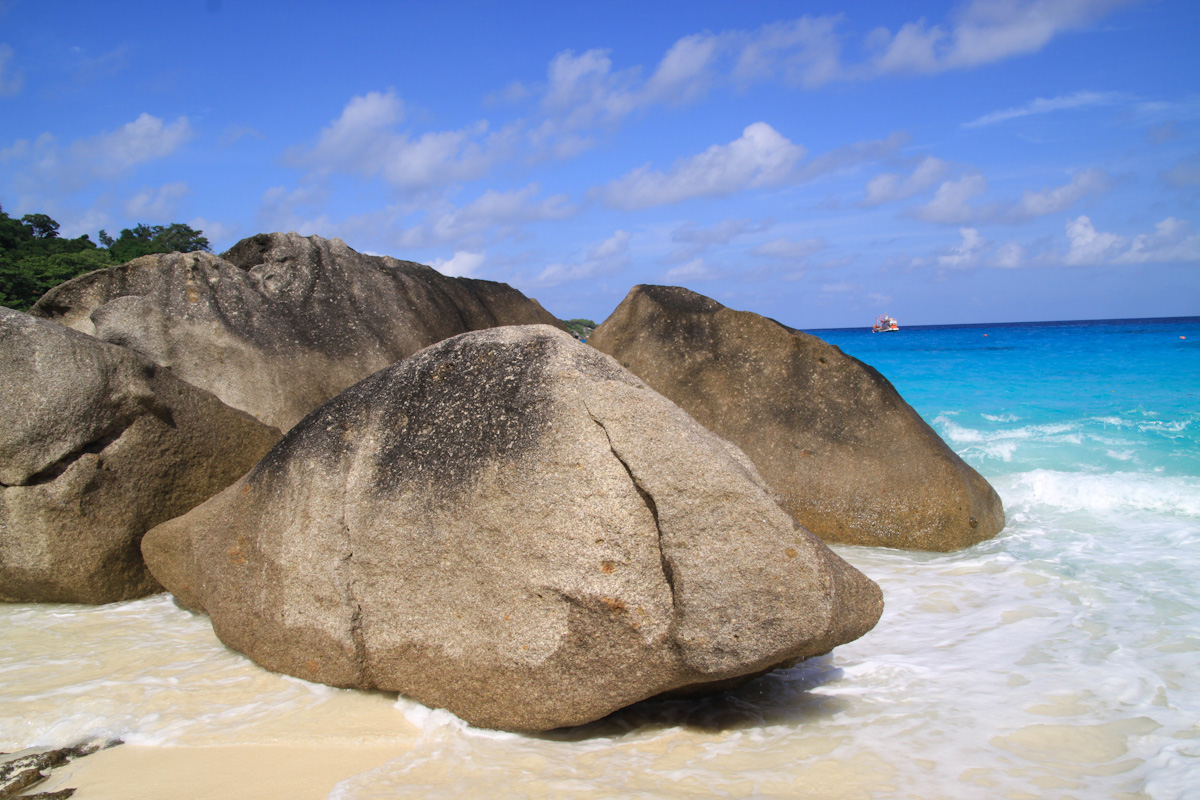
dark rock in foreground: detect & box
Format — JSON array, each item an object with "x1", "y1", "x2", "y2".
[
  {"x1": 143, "y1": 325, "x2": 882, "y2": 732},
  {"x1": 31, "y1": 232, "x2": 562, "y2": 431},
  {"x1": 589, "y1": 286, "x2": 1004, "y2": 551},
  {"x1": 0, "y1": 308, "x2": 280, "y2": 604}
]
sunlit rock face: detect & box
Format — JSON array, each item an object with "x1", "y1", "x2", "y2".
[
  {"x1": 143, "y1": 325, "x2": 882, "y2": 732},
  {"x1": 0, "y1": 307, "x2": 280, "y2": 604},
  {"x1": 31, "y1": 232, "x2": 563, "y2": 431},
  {"x1": 590, "y1": 285, "x2": 1004, "y2": 552}
]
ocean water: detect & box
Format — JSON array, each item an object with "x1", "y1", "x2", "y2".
[{"x1": 2, "y1": 317, "x2": 1198, "y2": 799}]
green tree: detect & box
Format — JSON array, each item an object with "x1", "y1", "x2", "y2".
[
  {"x1": 107, "y1": 222, "x2": 210, "y2": 263},
  {"x1": 0, "y1": 206, "x2": 211, "y2": 311}
]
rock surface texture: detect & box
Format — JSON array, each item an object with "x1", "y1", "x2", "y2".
[
  {"x1": 0, "y1": 307, "x2": 280, "y2": 604},
  {"x1": 31, "y1": 232, "x2": 563, "y2": 431},
  {"x1": 142, "y1": 325, "x2": 882, "y2": 732},
  {"x1": 589, "y1": 286, "x2": 1004, "y2": 551}
]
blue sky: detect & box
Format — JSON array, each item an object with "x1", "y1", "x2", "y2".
[{"x1": 2, "y1": 0, "x2": 1198, "y2": 327}]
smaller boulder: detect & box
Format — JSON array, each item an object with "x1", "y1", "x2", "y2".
[
  {"x1": 590, "y1": 286, "x2": 1004, "y2": 551},
  {"x1": 0, "y1": 308, "x2": 281, "y2": 604}
]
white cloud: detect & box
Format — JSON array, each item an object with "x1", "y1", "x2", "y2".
[
  {"x1": 662, "y1": 257, "x2": 723, "y2": 282},
  {"x1": 300, "y1": 90, "x2": 405, "y2": 173},
  {"x1": 0, "y1": 43, "x2": 23, "y2": 96},
  {"x1": 1, "y1": 114, "x2": 193, "y2": 206},
  {"x1": 993, "y1": 241, "x2": 1027, "y2": 269},
  {"x1": 1063, "y1": 216, "x2": 1200, "y2": 266},
  {"x1": 868, "y1": 0, "x2": 1138, "y2": 76},
  {"x1": 862, "y1": 156, "x2": 950, "y2": 206},
  {"x1": 124, "y1": 181, "x2": 191, "y2": 220},
  {"x1": 732, "y1": 16, "x2": 845, "y2": 88},
  {"x1": 1015, "y1": 167, "x2": 1110, "y2": 217},
  {"x1": 913, "y1": 173, "x2": 990, "y2": 224},
  {"x1": 75, "y1": 114, "x2": 193, "y2": 179},
  {"x1": 293, "y1": 90, "x2": 512, "y2": 191},
  {"x1": 542, "y1": 49, "x2": 639, "y2": 129},
  {"x1": 1119, "y1": 217, "x2": 1200, "y2": 264},
  {"x1": 643, "y1": 34, "x2": 723, "y2": 104},
  {"x1": 430, "y1": 250, "x2": 487, "y2": 278},
  {"x1": 750, "y1": 237, "x2": 827, "y2": 259},
  {"x1": 1062, "y1": 215, "x2": 1128, "y2": 265},
  {"x1": 601, "y1": 122, "x2": 807, "y2": 210},
  {"x1": 938, "y1": 227, "x2": 987, "y2": 269},
  {"x1": 412, "y1": 184, "x2": 576, "y2": 249},
  {"x1": 963, "y1": 90, "x2": 1121, "y2": 128},
  {"x1": 913, "y1": 167, "x2": 1107, "y2": 224},
  {"x1": 532, "y1": 230, "x2": 631, "y2": 286}
]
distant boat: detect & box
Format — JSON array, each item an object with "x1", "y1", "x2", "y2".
[{"x1": 872, "y1": 314, "x2": 900, "y2": 333}]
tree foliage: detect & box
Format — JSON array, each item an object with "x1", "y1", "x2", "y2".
[{"x1": 0, "y1": 206, "x2": 210, "y2": 311}]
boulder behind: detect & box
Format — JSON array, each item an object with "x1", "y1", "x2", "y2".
[
  {"x1": 31, "y1": 232, "x2": 563, "y2": 431},
  {"x1": 589, "y1": 286, "x2": 1004, "y2": 551},
  {"x1": 0, "y1": 307, "x2": 281, "y2": 604}
]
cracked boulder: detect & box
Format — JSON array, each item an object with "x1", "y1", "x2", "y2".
[
  {"x1": 0, "y1": 307, "x2": 281, "y2": 604},
  {"x1": 589, "y1": 285, "x2": 1005, "y2": 551},
  {"x1": 142, "y1": 324, "x2": 883, "y2": 732},
  {"x1": 31, "y1": 232, "x2": 564, "y2": 431}
]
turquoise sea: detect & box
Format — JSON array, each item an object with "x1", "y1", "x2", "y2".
[{"x1": 2, "y1": 316, "x2": 1199, "y2": 799}]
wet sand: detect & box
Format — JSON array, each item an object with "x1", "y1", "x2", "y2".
[{"x1": 35, "y1": 743, "x2": 414, "y2": 799}]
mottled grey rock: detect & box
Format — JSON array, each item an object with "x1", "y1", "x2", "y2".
[
  {"x1": 31, "y1": 232, "x2": 563, "y2": 431},
  {"x1": 0, "y1": 308, "x2": 280, "y2": 604},
  {"x1": 142, "y1": 325, "x2": 882, "y2": 732},
  {"x1": 589, "y1": 286, "x2": 1004, "y2": 551}
]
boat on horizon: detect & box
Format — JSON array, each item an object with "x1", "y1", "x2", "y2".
[{"x1": 873, "y1": 314, "x2": 900, "y2": 333}]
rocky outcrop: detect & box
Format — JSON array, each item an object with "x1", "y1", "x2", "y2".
[
  {"x1": 142, "y1": 325, "x2": 882, "y2": 732},
  {"x1": 31, "y1": 232, "x2": 563, "y2": 431},
  {"x1": 0, "y1": 308, "x2": 280, "y2": 604},
  {"x1": 589, "y1": 286, "x2": 1004, "y2": 552}
]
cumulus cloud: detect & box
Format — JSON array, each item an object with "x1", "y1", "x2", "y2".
[
  {"x1": 963, "y1": 90, "x2": 1121, "y2": 128},
  {"x1": 913, "y1": 173, "x2": 990, "y2": 224},
  {"x1": 77, "y1": 114, "x2": 193, "y2": 179},
  {"x1": 124, "y1": 181, "x2": 191, "y2": 220},
  {"x1": 913, "y1": 167, "x2": 1109, "y2": 224},
  {"x1": 601, "y1": 123, "x2": 806, "y2": 210},
  {"x1": 1, "y1": 113, "x2": 193, "y2": 203},
  {"x1": 937, "y1": 227, "x2": 987, "y2": 268},
  {"x1": 643, "y1": 34, "x2": 723, "y2": 104},
  {"x1": 532, "y1": 230, "x2": 631, "y2": 286},
  {"x1": 292, "y1": 90, "x2": 513, "y2": 191},
  {"x1": 0, "y1": 43, "x2": 23, "y2": 96},
  {"x1": 430, "y1": 250, "x2": 487, "y2": 278},
  {"x1": 1015, "y1": 167, "x2": 1110, "y2": 217},
  {"x1": 868, "y1": 0, "x2": 1137, "y2": 77},
  {"x1": 409, "y1": 184, "x2": 576, "y2": 249},
  {"x1": 662, "y1": 257, "x2": 724, "y2": 282},
  {"x1": 1063, "y1": 215, "x2": 1200, "y2": 265},
  {"x1": 862, "y1": 156, "x2": 950, "y2": 206},
  {"x1": 732, "y1": 16, "x2": 845, "y2": 88}
]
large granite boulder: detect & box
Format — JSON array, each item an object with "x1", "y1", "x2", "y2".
[
  {"x1": 589, "y1": 286, "x2": 1004, "y2": 551},
  {"x1": 31, "y1": 232, "x2": 563, "y2": 431},
  {"x1": 0, "y1": 307, "x2": 281, "y2": 604},
  {"x1": 143, "y1": 325, "x2": 882, "y2": 732}
]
